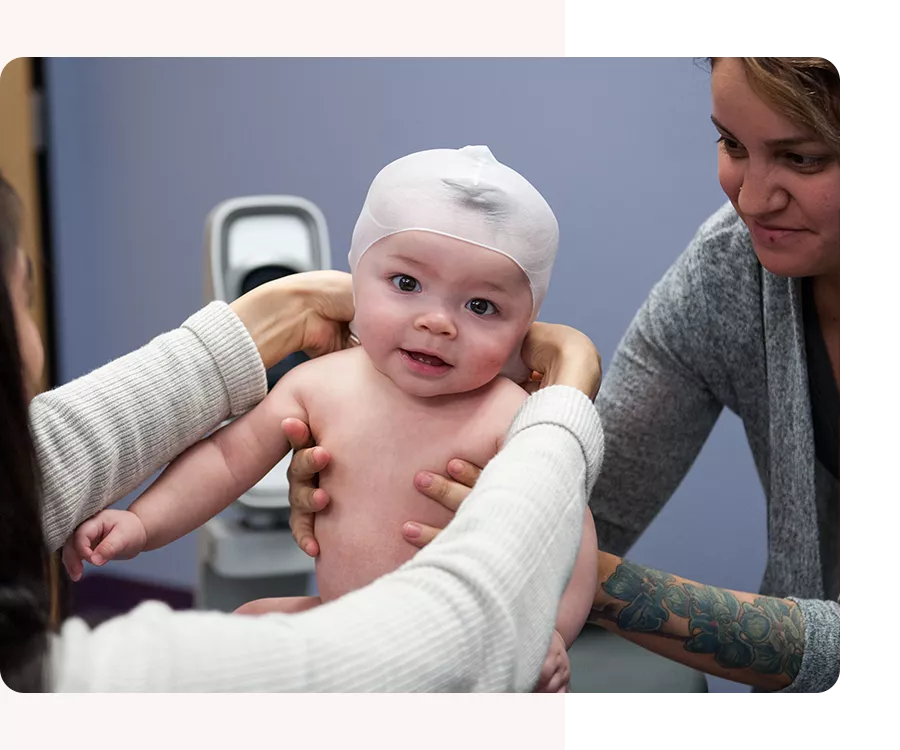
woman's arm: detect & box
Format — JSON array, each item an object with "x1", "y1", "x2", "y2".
[
  {"x1": 33, "y1": 271, "x2": 354, "y2": 552},
  {"x1": 588, "y1": 552, "x2": 839, "y2": 692},
  {"x1": 591, "y1": 242, "x2": 725, "y2": 556},
  {"x1": 33, "y1": 302, "x2": 266, "y2": 551},
  {"x1": 51, "y1": 386, "x2": 605, "y2": 692}
]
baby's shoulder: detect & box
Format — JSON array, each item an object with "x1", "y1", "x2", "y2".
[
  {"x1": 485, "y1": 375, "x2": 529, "y2": 407},
  {"x1": 270, "y1": 348, "x2": 369, "y2": 413},
  {"x1": 475, "y1": 376, "x2": 529, "y2": 427},
  {"x1": 280, "y1": 347, "x2": 368, "y2": 385},
  {"x1": 470, "y1": 378, "x2": 528, "y2": 453}
]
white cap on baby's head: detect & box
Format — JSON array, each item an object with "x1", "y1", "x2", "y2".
[{"x1": 348, "y1": 145, "x2": 559, "y2": 316}]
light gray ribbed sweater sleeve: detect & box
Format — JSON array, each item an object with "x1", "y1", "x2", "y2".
[
  {"x1": 780, "y1": 598, "x2": 840, "y2": 693},
  {"x1": 50, "y1": 386, "x2": 603, "y2": 692},
  {"x1": 32, "y1": 301, "x2": 268, "y2": 552}
]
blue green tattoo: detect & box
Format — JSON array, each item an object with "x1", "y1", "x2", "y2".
[{"x1": 589, "y1": 562, "x2": 804, "y2": 680}]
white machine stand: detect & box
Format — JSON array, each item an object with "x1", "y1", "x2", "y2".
[{"x1": 196, "y1": 195, "x2": 330, "y2": 611}]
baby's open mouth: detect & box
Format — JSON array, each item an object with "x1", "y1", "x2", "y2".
[{"x1": 402, "y1": 349, "x2": 451, "y2": 368}]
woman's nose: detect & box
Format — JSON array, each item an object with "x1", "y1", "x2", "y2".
[{"x1": 738, "y1": 165, "x2": 789, "y2": 218}]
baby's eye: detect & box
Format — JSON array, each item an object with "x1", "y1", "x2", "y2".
[
  {"x1": 391, "y1": 274, "x2": 421, "y2": 293},
  {"x1": 466, "y1": 298, "x2": 498, "y2": 316}
]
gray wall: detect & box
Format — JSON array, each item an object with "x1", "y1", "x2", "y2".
[{"x1": 45, "y1": 58, "x2": 765, "y2": 692}]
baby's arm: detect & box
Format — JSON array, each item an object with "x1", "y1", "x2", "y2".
[
  {"x1": 532, "y1": 508, "x2": 597, "y2": 692},
  {"x1": 64, "y1": 378, "x2": 304, "y2": 576},
  {"x1": 554, "y1": 508, "x2": 599, "y2": 647},
  {"x1": 128, "y1": 375, "x2": 309, "y2": 552}
]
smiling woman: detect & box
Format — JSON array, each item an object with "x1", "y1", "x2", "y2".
[
  {"x1": 582, "y1": 56, "x2": 841, "y2": 692},
  {"x1": 710, "y1": 57, "x2": 839, "y2": 281}
]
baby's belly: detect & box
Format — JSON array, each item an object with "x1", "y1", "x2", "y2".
[{"x1": 313, "y1": 474, "x2": 455, "y2": 602}]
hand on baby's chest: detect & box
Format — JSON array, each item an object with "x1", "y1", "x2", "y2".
[
  {"x1": 306, "y1": 386, "x2": 507, "y2": 600},
  {"x1": 295, "y1": 351, "x2": 525, "y2": 600},
  {"x1": 314, "y1": 389, "x2": 500, "y2": 513}
]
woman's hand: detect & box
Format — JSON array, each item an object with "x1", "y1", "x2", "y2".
[
  {"x1": 283, "y1": 432, "x2": 483, "y2": 555},
  {"x1": 283, "y1": 427, "x2": 482, "y2": 555},
  {"x1": 403, "y1": 322, "x2": 601, "y2": 547},
  {"x1": 230, "y1": 270, "x2": 355, "y2": 369},
  {"x1": 282, "y1": 418, "x2": 333, "y2": 557},
  {"x1": 521, "y1": 321, "x2": 602, "y2": 400},
  {"x1": 402, "y1": 459, "x2": 483, "y2": 548}
]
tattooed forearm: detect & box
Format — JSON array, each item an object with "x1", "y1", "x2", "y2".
[{"x1": 588, "y1": 560, "x2": 805, "y2": 681}]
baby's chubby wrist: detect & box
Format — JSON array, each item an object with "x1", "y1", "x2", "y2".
[{"x1": 122, "y1": 506, "x2": 151, "y2": 553}]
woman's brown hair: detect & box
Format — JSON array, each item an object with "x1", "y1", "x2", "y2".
[
  {"x1": 0, "y1": 173, "x2": 49, "y2": 692},
  {"x1": 711, "y1": 57, "x2": 840, "y2": 154}
]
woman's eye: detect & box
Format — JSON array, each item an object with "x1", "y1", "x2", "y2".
[
  {"x1": 391, "y1": 274, "x2": 421, "y2": 293},
  {"x1": 466, "y1": 298, "x2": 498, "y2": 316},
  {"x1": 716, "y1": 135, "x2": 745, "y2": 155},
  {"x1": 786, "y1": 152, "x2": 829, "y2": 172}
]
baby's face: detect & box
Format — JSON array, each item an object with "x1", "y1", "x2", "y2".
[{"x1": 354, "y1": 231, "x2": 533, "y2": 398}]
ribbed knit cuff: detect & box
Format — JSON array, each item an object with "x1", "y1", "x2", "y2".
[
  {"x1": 181, "y1": 302, "x2": 268, "y2": 416},
  {"x1": 778, "y1": 597, "x2": 840, "y2": 693},
  {"x1": 507, "y1": 385, "x2": 604, "y2": 496}
]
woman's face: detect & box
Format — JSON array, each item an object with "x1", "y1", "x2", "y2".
[
  {"x1": 711, "y1": 58, "x2": 839, "y2": 278},
  {"x1": 5, "y1": 248, "x2": 45, "y2": 401}
]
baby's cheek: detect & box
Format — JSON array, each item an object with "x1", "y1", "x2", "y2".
[
  {"x1": 356, "y1": 308, "x2": 394, "y2": 348},
  {"x1": 474, "y1": 341, "x2": 516, "y2": 379}
]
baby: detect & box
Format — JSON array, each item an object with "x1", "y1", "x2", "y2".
[{"x1": 64, "y1": 146, "x2": 598, "y2": 692}]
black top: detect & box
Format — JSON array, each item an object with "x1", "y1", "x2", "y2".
[
  {"x1": 802, "y1": 276, "x2": 840, "y2": 599},
  {"x1": 802, "y1": 277, "x2": 840, "y2": 478}
]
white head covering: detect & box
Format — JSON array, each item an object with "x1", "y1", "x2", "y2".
[
  {"x1": 348, "y1": 145, "x2": 558, "y2": 316},
  {"x1": 348, "y1": 146, "x2": 558, "y2": 382}
]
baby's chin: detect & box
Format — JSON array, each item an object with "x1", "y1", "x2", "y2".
[{"x1": 385, "y1": 369, "x2": 501, "y2": 400}]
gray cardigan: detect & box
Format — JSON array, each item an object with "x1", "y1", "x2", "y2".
[{"x1": 591, "y1": 202, "x2": 839, "y2": 692}]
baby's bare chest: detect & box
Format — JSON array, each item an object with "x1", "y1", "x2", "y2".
[
  {"x1": 311, "y1": 387, "x2": 506, "y2": 490},
  {"x1": 292, "y1": 356, "x2": 523, "y2": 600}
]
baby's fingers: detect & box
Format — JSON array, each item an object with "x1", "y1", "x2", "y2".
[
  {"x1": 90, "y1": 525, "x2": 137, "y2": 565},
  {"x1": 72, "y1": 518, "x2": 101, "y2": 557},
  {"x1": 61, "y1": 537, "x2": 85, "y2": 582},
  {"x1": 544, "y1": 666, "x2": 566, "y2": 694}
]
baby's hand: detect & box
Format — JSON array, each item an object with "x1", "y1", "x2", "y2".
[
  {"x1": 533, "y1": 629, "x2": 571, "y2": 693},
  {"x1": 62, "y1": 509, "x2": 147, "y2": 582}
]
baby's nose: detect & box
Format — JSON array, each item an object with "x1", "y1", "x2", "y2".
[{"x1": 415, "y1": 310, "x2": 457, "y2": 338}]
